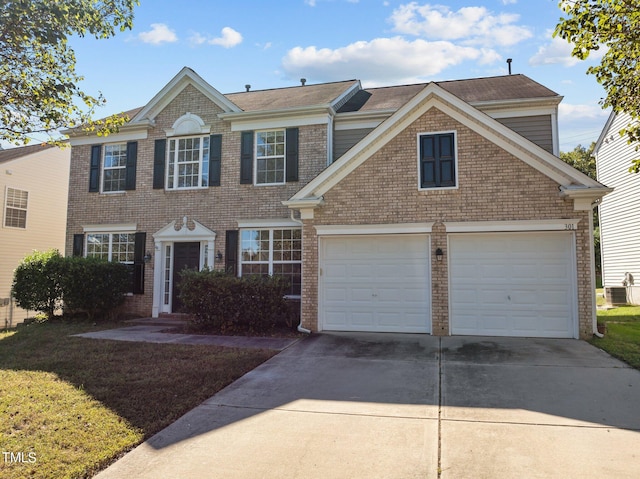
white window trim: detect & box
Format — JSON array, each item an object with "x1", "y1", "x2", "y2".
[
  {"x1": 254, "y1": 129, "x2": 286, "y2": 187},
  {"x1": 416, "y1": 130, "x2": 459, "y2": 192},
  {"x1": 166, "y1": 135, "x2": 210, "y2": 190},
  {"x1": 238, "y1": 227, "x2": 302, "y2": 298},
  {"x1": 3, "y1": 187, "x2": 29, "y2": 229},
  {"x1": 101, "y1": 142, "x2": 128, "y2": 194}
]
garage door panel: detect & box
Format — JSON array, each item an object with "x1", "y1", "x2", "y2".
[
  {"x1": 450, "y1": 232, "x2": 576, "y2": 338},
  {"x1": 320, "y1": 234, "x2": 431, "y2": 333}
]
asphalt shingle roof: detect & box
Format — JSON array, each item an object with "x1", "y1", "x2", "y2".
[{"x1": 0, "y1": 143, "x2": 56, "y2": 164}]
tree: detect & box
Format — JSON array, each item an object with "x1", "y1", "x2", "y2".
[
  {"x1": 0, "y1": 0, "x2": 139, "y2": 145},
  {"x1": 559, "y1": 142, "x2": 597, "y2": 179},
  {"x1": 554, "y1": 0, "x2": 640, "y2": 172}
]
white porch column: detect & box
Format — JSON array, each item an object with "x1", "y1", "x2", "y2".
[{"x1": 152, "y1": 240, "x2": 163, "y2": 318}]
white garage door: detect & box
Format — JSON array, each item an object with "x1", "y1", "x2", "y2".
[
  {"x1": 320, "y1": 235, "x2": 431, "y2": 333},
  {"x1": 449, "y1": 232, "x2": 576, "y2": 338}
]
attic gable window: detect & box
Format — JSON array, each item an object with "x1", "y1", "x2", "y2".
[{"x1": 418, "y1": 131, "x2": 457, "y2": 189}]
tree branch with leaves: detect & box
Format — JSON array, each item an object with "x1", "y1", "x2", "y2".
[
  {"x1": 555, "y1": 0, "x2": 640, "y2": 171},
  {"x1": 0, "y1": 0, "x2": 139, "y2": 146}
]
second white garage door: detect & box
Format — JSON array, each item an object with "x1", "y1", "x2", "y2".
[
  {"x1": 320, "y1": 234, "x2": 431, "y2": 333},
  {"x1": 449, "y1": 232, "x2": 577, "y2": 338}
]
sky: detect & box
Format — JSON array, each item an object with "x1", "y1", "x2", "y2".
[{"x1": 30, "y1": 0, "x2": 615, "y2": 151}]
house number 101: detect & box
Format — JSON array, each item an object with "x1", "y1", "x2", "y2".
[{"x1": 564, "y1": 224, "x2": 577, "y2": 230}]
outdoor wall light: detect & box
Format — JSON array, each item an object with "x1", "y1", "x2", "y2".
[
  {"x1": 143, "y1": 251, "x2": 152, "y2": 263},
  {"x1": 435, "y1": 248, "x2": 443, "y2": 261},
  {"x1": 216, "y1": 251, "x2": 223, "y2": 262}
]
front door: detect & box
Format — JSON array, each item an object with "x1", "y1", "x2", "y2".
[{"x1": 172, "y1": 242, "x2": 201, "y2": 312}]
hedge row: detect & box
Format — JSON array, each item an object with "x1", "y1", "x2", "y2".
[
  {"x1": 178, "y1": 269, "x2": 292, "y2": 333},
  {"x1": 12, "y1": 250, "x2": 130, "y2": 321}
]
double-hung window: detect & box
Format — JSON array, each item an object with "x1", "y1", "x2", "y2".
[
  {"x1": 4, "y1": 187, "x2": 28, "y2": 229},
  {"x1": 167, "y1": 136, "x2": 210, "y2": 189},
  {"x1": 103, "y1": 143, "x2": 127, "y2": 192},
  {"x1": 86, "y1": 233, "x2": 136, "y2": 264},
  {"x1": 255, "y1": 130, "x2": 285, "y2": 185},
  {"x1": 419, "y1": 132, "x2": 457, "y2": 189},
  {"x1": 240, "y1": 228, "x2": 302, "y2": 296}
]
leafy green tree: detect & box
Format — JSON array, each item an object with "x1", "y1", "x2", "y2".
[
  {"x1": 560, "y1": 142, "x2": 597, "y2": 179},
  {"x1": 554, "y1": 0, "x2": 640, "y2": 171},
  {"x1": 0, "y1": 0, "x2": 138, "y2": 145}
]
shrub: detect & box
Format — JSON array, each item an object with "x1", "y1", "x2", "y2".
[
  {"x1": 12, "y1": 252, "x2": 131, "y2": 322},
  {"x1": 59, "y1": 256, "x2": 130, "y2": 321},
  {"x1": 12, "y1": 250, "x2": 64, "y2": 320},
  {"x1": 178, "y1": 269, "x2": 290, "y2": 333}
]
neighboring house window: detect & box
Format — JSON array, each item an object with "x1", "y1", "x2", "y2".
[
  {"x1": 255, "y1": 130, "x2": 285, "y2": 185},
  {"x1": 103, "y1": 143, "x2": 127, "y2": 192},
  {"x1": 419, "y1": 132, "x2": 457, "y2": 189},
  {"x1": 4, "y1": 187, "x2": 28, "y2": 229},
  {"x1": 240, "y1": 228, "x2": 302, "y2": 296},
  {"x1": 167, "y1": 136, "x2": 210, "y2": 189}
]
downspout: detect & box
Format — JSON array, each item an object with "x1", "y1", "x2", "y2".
[
  {"x1": 589, "y1": 201, "x2": 604, "y2": 338},
  {"x1": 290, "y1": 210, "x2": 312, "y2": 334}
]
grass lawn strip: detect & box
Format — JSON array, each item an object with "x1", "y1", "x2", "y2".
[
  {"x1": 592, "y1": 305, "x2": 640, "y2": 370},
  {"x1": 0, "y1": 321, "x2": 277, "y2": 479}
]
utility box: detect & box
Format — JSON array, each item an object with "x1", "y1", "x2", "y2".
[{"x1": 605, "y1": 287, "x2": 627, "y2": 306}]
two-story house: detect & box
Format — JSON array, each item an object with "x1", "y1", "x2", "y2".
[
  {"x1": 1, "y1": 144, "x2": 70, "y2": 327},
  {"x1": 65, "y1": 67, "x2": 609, "y2": 339}
]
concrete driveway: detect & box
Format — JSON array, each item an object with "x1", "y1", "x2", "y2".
[{"x1": 95, "y1": 333, "x2": 640, "y2": 479}]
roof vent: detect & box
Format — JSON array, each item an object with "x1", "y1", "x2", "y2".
[
  {"x1": 300, "y1": 78, "x2": 307, "y2": 86},
  {"x1": 506, "y1": 58, "x2": 513, "y2": 75},
  {"x1": 245, "y1": 84, "x2": 251, "y2": 92}
]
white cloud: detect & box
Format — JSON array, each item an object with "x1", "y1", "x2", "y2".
[
  {"x1": 501, "y1": 0, "x2": 517, "y2": 4},
  {"x1": 210, "y1": 27, "x2": 243, "y2": 48},
  {"x1": 530, "y1": 33, "x2": 607, "y2": 67},
  {"x1": 389, "y1": 3, "x2": 532, "y2": 47},
  {"x1": 559, "y1": 103, "x2": 608, "y2": 121},
  {"x1": 188, "y1": 27, "x2": 243, "y2": 48},
  {"x1": 282, "y1": 36, "x2": 497, "y2": 85},
  {"x1": 138, "y1": 23, "x2": 178, "y2": 45}
]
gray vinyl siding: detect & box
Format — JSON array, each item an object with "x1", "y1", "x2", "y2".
[
  {"x1": 497, "y1": 115, "x2": 553, "y2": 153},
  {"x1": 596, "y1": 112, "x2": 640, "y2": 298},
  {"x1": 334, "y1": 128, "x2": 373, "y2": 161}
]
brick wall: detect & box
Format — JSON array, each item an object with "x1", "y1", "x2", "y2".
[
  {"x1": 300, "y1": 107, "x2": 594, "y2": 338},
  {"x1": 66, "y1": 84, "x2": 328, "y2": 317}
]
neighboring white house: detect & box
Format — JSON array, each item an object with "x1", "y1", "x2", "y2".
[
  {"x1": 595, "y1": 112, "x2": 640, "y2": 305},
  {"x1": 0, "y1": 144, "x2": 71, "y2": 327}
]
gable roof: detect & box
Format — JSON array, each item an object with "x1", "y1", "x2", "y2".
[
  {"x1": 0, "y1": 143, "x2": 57, "y2": 165},
  {"x1": 285, "y1": 81, "x2": 607, "y2": 210}
]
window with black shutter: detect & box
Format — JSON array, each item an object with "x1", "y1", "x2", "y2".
[{"x1": 419, "y1": 132, "x2": 456, "y2": 189}]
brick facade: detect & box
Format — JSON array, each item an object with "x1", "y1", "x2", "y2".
[
  {"x1": 299, "y1": 107, "x2": 594, "y2": 339},
  {"x1": 66, "y1": 85, "x2": 327, "y2": 317}
]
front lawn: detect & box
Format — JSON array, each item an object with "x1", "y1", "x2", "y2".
[
  {"x1": 0, "y1": 320, "x2": 277, "y2": 479},
  {"x1": 592, "y1": 305, "x2": 640, "y2": 370}
]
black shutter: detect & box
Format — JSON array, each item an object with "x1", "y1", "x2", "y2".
[
  {"x1": 89, "y1": 145, "x2": 101, "y2": 192},
  {"x1": 124, "y1": 141, "x2": 138, "y2": 190},
  {"x1": 153, "y1": 139, "x2": 166, "y2": 189},
  {"x1": 209, "y1": 134, "x2": 222, "y2": 187},
  {"x1": 419, "y1": 133, "x2": 455, "y2": 188},
  {"x1": 225, "y1": 230, "x2": 239, "y2": 276},
  {"x1": 285, "y1": 127, "x2": 299, "y2": 182},
  {"x1": 132, "y1": 232, "x2": 146, "y2": 294},
  {"x1": 240, "y1": 131, "x2": 253, "y2": 184},
  {"x1": 72, "y1": 234, "x2": 84, "y2": 257}
]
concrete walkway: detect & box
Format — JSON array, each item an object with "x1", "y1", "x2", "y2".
[
  {"x1": 94, "y1": 333, "x2": 640, "y2": 479},
  {"x1": 73, "y1": 320, "x2": 300, "y2": 351}
]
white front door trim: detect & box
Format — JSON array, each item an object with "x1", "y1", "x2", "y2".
[{"x1": 152, "y1": 217, "x2": 216, "y2": 317}]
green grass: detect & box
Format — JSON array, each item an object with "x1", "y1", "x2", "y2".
[
  {"x1": 592, "y1": 305, "x2": 640, "y2": 370},
  {"x1": 0, "y1": 320, "x2": 277, "y2": 479}
]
